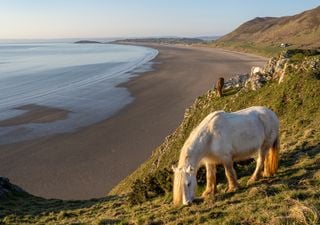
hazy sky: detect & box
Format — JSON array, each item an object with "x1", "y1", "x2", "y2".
[{"x1": 1, "y1": 0, "x2": 319, "y2": 39}]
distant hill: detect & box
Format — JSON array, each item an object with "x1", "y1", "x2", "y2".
[
  {"x1": 215, "y1": 6, "x2": 320, "y2": 56},
  {"x1": 74, "y1": 40, "x2": 102, "y2": 44},
  {"x1": 116, "y1": 37, "x2": 205, "y2": 45},
  {"x1": 196, "y1": 36, "x2": 221, "y2": 41}
]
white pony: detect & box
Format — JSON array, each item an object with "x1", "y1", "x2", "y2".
[{"x1": 172, "y1": 106, "x2": 280, "y2": 205}]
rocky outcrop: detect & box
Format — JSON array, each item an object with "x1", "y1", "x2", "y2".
[
  {"x1": 224, "y1": 66, "x2": 269, "y2": 91},
  {"x1": 264, "y1": 52, "x2": 289, "y2": 83},
  {"x1": 301, "y1": 57, "x2": 320, "y2": 74},
  {"x1": 224, "y1": 74, "x2": 249, "y2": 89},
  {"x1": 224, "y1": 49, "x2": 320, "y2": 92},
  {"x1": 0, "y1": 177, "x2": 26, "y2": 198},
  {"x1": 244, "y1": 70, "x2": 268, "y2": 91}
]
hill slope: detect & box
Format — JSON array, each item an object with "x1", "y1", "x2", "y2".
[
  {"x1": 1, "y1": 50, "x2": 319, "y2": 224},
  {"x1": 215, "y1": 6, "x2": 320, "y2": 56}
]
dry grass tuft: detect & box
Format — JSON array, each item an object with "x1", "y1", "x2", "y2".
[{"x1": 288, "y1": 199, "x2": 319, "y2": 225}]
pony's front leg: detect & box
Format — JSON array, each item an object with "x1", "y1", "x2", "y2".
[
  {"x1": 223, "y1": 160, "x2": 239, "y2": 192},
  {"x1": 202, "y1": 162, "x2": 217, "y2": 198}
]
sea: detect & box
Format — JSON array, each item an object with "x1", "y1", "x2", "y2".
[{"x1": 0, "y1": 42, "x2": 158, "y2": 144}]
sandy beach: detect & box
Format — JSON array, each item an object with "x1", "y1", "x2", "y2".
[{"x1": 0, "y1": 44, "x2": 266, "y2": 200}]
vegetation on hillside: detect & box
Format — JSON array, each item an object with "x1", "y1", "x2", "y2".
[
  {"x1": 1, "y1": 51, "x2": 320, "y2": 224},
  {"x1": 116, "y1": 38, "x2": 206, "y2": 45}
]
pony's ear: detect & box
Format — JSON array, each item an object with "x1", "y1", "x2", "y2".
[{"x1": 186, "y1": 165, "x2": 194, "y2": 174}]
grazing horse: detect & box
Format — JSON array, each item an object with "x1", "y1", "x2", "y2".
[
  {"x1": 172, "y1": 106, "x2": 280, "y2": 205},
  {"x1": 216, "y1": 77, "x2": 224, "y2": 97}
]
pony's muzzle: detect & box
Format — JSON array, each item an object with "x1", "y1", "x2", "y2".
[{"x1": 183, "y1": 200, "x2": 192, "y2": 206}]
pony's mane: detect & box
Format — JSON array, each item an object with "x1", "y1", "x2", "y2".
[
  {"x1": 178, "y1": 111, "x2": 224, "y2": 167},
  {"x1": 173, "y1": 170, "x2": 183, "y2": 205}
]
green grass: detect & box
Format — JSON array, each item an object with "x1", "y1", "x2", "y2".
[
  {"x1": 210, "y1": 40, "x2": 290, "y2": 57},
  {"x1": 1, "y1": 53, "x2": 320, "y2": 225},
  {"x1": 211, "y1": 39, "x2": 320, "y2": 58}
]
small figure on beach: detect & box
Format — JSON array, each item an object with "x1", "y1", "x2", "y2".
[{"x1": 216, "y1": 77, "x2": 224, "y2": 97}]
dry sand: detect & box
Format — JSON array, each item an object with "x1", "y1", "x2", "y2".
[{"x1": 0, "y1": 44, "x2": 266, "y2": 200}]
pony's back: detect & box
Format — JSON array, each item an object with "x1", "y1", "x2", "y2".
[
  {"x1": 234, "y1": 106, "x2": 280, "y2": 176},
  {"x1": 234, "y1": 106, "x2": 279, "y2": 133}
]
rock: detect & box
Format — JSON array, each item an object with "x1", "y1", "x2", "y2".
[
  {"x1": 0, "y1": 177, "x2": 26, "y2": 198},
  {"x1": 263, "y1": 57, "x2": 277, "y2": 75},
  {"x1": 274, "y1": 58, "x2": 289, "y2": 83},
  {"x1": 242, "y1": 66, "x2": 268, "y2": 91},
  {"x1": 245, "y1": 71, "x2": 267, "y2": 91},
  {"x1": 303, "y1": 57, "x2": 320, "y2": 73},
  {"x1": 263, "y1": 52, "x2": 290, "y2": 83},
  {"x1": 224, "y1": 74, "x2": 249, "y2": 89},
  {"x1": 250, "y1": 66, "x2": 263, "y2": 75}
]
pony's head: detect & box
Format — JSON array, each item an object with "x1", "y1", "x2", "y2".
[{"x1": 172, "y1": 165, "x2": 197, "y2": 206}]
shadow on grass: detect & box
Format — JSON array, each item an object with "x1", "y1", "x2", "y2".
[
  {"x1": 97, "y1": 218, "x2": 122, "y2": 225},
  {"x1": 0, "y1": 191, "x2": 125, "y2": 219},
  {"x1": 207, "y1": 142, "x2": 320, "y2": 202},
  {"x1": 278, "y1": 142, "x2": 320, "y2": 174},
  {"x1": 223, "y1": 87, "x2": 242, "y2": 97},
  {"x1": 244, "y1": 142, "x2": 320, "y2": 195}
]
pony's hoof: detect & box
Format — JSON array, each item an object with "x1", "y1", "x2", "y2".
[
  {"x1": 227, "y1": 186, "x2": 239, "y2": 193},
  {"x1": 263, "y1": 172, "x2": 271, "y2": 178},
  {"x1": 247, "y1": 179, "x2": 256, "y2": 186},
  {"x1": 201, "y1": 193, "x2": 210, "y2": 198},
  {"x1": 201, "y1": 190, "x2": 215, "y2": 198}
]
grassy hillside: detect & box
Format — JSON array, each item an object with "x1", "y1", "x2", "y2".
[
  {"x1": 1, "y1": 51, "x2": 320, "y2": 224},
  {"x1": 213, "y1": 6, "x2": 320, "y2": 57}
]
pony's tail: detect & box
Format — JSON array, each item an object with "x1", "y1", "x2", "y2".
[{"x1": 264, "y1": 136, "x2": 280, "y2": 177}]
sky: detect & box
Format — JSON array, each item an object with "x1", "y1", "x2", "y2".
[{"x1": 0, "y1": 0, "x2": 319, "y2": 39}]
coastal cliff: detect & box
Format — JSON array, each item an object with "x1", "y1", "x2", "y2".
[
  {"x1": 111, "y1": 49, "x2": 320, "y2": 195},
  {"x1": 1, "y1": 49, "x2": 319, "y2": 224}
]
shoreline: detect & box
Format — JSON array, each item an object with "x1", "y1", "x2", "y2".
[
  {"x1": 117, "y1": 41, "x2": 268, "y2": 61},
  {"x1": 0, "y1": 43, "x2": 158, "y2": 145},
  {"x1": 0, "y1": 43, "x2": 267, "y2": 200}
]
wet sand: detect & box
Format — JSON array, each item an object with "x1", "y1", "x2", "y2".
[
  {"x1": 0, "y1": 44, "x2": 266, "y2": 200},
  {"x1": 0, "y1": 104, "x2": 69, "y2": 127}
]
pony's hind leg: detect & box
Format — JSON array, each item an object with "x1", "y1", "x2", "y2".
[
  {"x1": 202, "y1": 162, "x2": 217, "y2": 198},
  {"x1": 247, "y1": 147, "x2": 267, "y2": 185},
  {"x1": 223, "y1": 160, "x2": 239, "y2": 192}
]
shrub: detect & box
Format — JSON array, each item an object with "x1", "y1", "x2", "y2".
[{"x1": 128, "y1": 168, "x2": 173, "y2": 205}]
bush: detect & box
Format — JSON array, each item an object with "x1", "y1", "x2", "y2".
[
  {"x1": 128, "y1": 168, "x2": 173, "y2": 205},
  {"x1": 128, "y1": 179, "x2": 149, "y2": 205}
]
